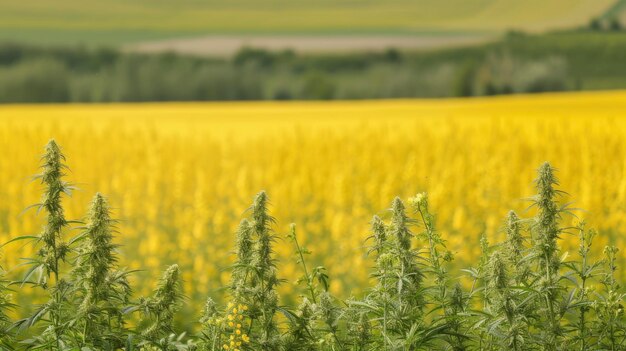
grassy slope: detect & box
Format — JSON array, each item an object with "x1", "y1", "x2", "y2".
[{"x1": 0, "y1": 0, "x2": 616, "y2": 45}]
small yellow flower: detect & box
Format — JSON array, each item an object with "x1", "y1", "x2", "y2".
[{"x1": 408, "y1": 192, "x2": 427, "y2": 208}]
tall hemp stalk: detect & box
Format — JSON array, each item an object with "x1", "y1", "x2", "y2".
[
  {"x1": 567, "y1": 223, "x2": 599, "y2": 350},
  {"x1": 71, "y1": 193, "x2": 131, "y2": 349},
  {"x1": 467, "y1": 231, "x2": 491, "y2": 350},
  {"x1": 409, "y1": 193, "x2": 463, "y2": 350},
  {"x1": 501, "y1": 210, "x2": 527, "y2": 350},
  {"x1": 390, "y1": 197, "x2": 424, "y2": 316},
  {"x1": 389, "y1": 198, "x2": 418, "y2": 347},
  {"x1": 249, "y1": 191, "x2": 281, "y2": 350},
  {"x1": 287, "y1": 223, "x2": 338, "y2": 349},
  {"x1": 533, "y1": 162, "x2": 564, "y2": 350},
  {"x1": 365, "y1": 214, "x2": 393, "y2": 349},
  {"x1": 387, "y1": 198, "x2": 427, "y2": 348},
  {"x1": 14, "y1": 140, "x2": 74, "y2": 349}
]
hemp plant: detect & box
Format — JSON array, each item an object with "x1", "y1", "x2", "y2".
[
  {"x1": 595, "y1": 245, "x2": 626, "y2": 350},
  {"x1": 409, "y1": 192, "x2": 462, "y2": 350},
  {"x1": 247, "y1": 191, "x2": 281, "y2": 350},
  {"x1": 138, "y1": 264, "x2": 185, "y2": 350},
  {"x1": 0, "y1": 264, "x2": 14, "y2": 350},
  {"x1": 343, "y1": 301, "x2": 372, "y2": 351},
  {"x1": 282, "y1": 297, "x2": 316, "y2": 350},
  {"x1": 562, "y1": 223, "x2": 601, "y2": 350},
  {"x1": 197, "y1": 297, "x2": 220, "y2": 350},
  {"x1": 2, "y1": 142, "x2": 626, "y2": 351},
  {"x1": 69, "y1": 193, "x2": 132, "y2": 349},
  {"x1": 530, "y1": 162, "x2": 567, "y2": 350},
  {"x1": 285, "y1": 224, "x2": 339, "y2": 349},
  {"x1": 360, "y1": 198, "x2": 452, "y2": 350},
  {"x1": 211, "y1": 192, "x2": 282, "y2": 351},
  {"x1": 7, "y1": 140, "x2": 75, "y2": 349}
]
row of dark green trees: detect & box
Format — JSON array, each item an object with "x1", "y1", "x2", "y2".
[
  {"x1": 0, "y1": 141, "x2": 624, "y2": 350},
  {"x1": 6, "y1": 30, "x2": 626, "y2": 103}
]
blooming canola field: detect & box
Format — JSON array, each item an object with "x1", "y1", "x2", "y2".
[{"x1": 1, "y1": 91, "x2": 626, "y2": 309}]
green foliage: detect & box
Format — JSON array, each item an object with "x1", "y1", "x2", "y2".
[
  {"x1": 0, "y1": 266, "x2": 15, "y2": 349},
  {"x1": 39, "y1": 140, "x2": 71, "y2": 280},
  {"x1": 14, "y1": 140, "x2": 74, "y2": 349},
  {"x1": 70, "y1": 193, "x2": 131, "y2": 349},
  {"x1": 139, "y1": 264, "x2": 184, "y2": 348},
  {"x1": 2, "y1": 142, "x2": 626, "y2": 350},
  {"x1": 245, "y1": 191, "x2": 281, "y2": 350},
  {"x1": 532, "y1": 162, "x2": 566, "y2": 350},
  {"x1": 5, "y1": 30, "x2": 626, "y2": 102},
  {"x1": 0, "y1": 58, "x2": 71, "y2": 102}
]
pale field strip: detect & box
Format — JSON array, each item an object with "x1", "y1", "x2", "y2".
[{"x1": 123, "y1": 34, "x2": 493, "y2": 56}]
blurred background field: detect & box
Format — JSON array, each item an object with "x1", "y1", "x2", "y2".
[
  {"x1": 2, "y1": 31, "x2": 626, "y2": 102},
  {"x1": 2, "y1": 91, "x2": 626, "y2": 318},
  {"x1": 1, "y1": 0, "x2": 626, "y2": 103}
]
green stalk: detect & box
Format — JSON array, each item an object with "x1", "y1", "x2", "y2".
[
  {"x1": 38, "y1": 140, "x2": 72, "y2": 350},
  {"x1": 289, "y1": 224, "x2": 317, "y2": 304},
  {"x1": 534, "y1": 162, "x2": 562, "y2": 350}
]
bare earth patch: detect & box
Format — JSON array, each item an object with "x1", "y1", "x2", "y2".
[{"x1": 123, "y1": 34, "x2": 494, "y2": 57}]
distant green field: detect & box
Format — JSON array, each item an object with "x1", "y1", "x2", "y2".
[
  {"x1": 2, "y1": 30, "x2": 626, "y2": 103},
  {"x1": 0, "y1": 0, "x2": 617, "y2": 45}
]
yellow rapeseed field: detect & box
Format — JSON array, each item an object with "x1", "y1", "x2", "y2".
[{"x1": 2, "y1": 91, "x2": 626, "y2": 310}]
